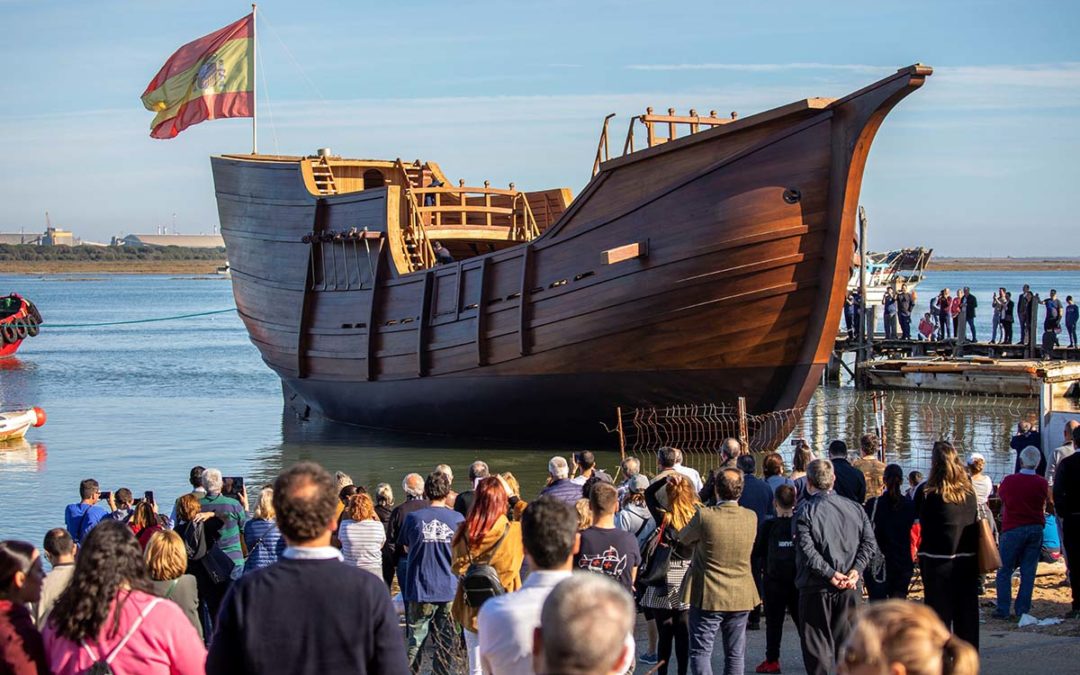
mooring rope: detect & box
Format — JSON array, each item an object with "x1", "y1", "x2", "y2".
[{"x1": 43, "y1": 308, "x2": 237, "y2": 328}]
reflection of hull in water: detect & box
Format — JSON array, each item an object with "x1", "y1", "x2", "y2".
[
  {"x1": 0, "y1": 439, "x2": 46, "y2": 470},
  {"x1": 217, "y1": 66, "x2": 932, "y2": 443}
]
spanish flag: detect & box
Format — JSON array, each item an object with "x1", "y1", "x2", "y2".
[{"x1": 141, "y1": 14, "x2": 253, "y2": 139}]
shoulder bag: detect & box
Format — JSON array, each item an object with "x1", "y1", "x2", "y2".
[
  {"x1": 976, "y1": 510, "x2": 1001, "y2": 575},
  {"x1": 460, "y1": 524, "x2": 511, "y2": 608},
  {"x1": 637, "y1": 520, "x2": 674, "y2": 588}
]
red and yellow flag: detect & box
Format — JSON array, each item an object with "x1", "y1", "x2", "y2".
[{"x1": 141, "y1": 14, "x2": 253, "y2": 139}]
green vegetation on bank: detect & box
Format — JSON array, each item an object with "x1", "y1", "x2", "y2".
[{"x1": 0, "y1": 244, "x2": 226, "y2": 262}]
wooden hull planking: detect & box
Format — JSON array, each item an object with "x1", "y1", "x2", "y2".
[{"x1": 212, "y1": 65, "x2": 932, "y2": 443}]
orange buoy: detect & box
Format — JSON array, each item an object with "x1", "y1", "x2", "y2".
[{"x1": 32, "y1": 407, "x2": 46, "y2": 427}]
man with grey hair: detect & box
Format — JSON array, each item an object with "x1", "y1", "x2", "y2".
[
  {"x1": 719, "y1": 438, "x2": 742, "y2": 468},
  {"x1": 200, "y1": 467, "x2": 248, "y2": 626},
  {"x1": 795, "y1": 459, "x2": 877, "y2": 675},
  {"x1": 995, "y1": 446, "x2": 1051, "y2": 619},
  {"x1": 532, "y1": 574, "x2": 635, "y2": 675},
  {"x1": 617, "y1": 456, "x2": 641, "y2": 500},
  {"x1": 540, "y1": 456, "x2": 580, "y2": 505},
  {"x1": 389, "y1": 472, "x2": 429, "y2": 596},
  {"x1": 1049, "y1": 419, "x2": 1080, "y2": 484},
  {"x1": 454, "y1": 460, "x2": 491, "y2": 517}
]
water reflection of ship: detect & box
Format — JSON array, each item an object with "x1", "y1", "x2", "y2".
[{"x1": 0, "y1": 439, "x2": 47, "y2": 471}]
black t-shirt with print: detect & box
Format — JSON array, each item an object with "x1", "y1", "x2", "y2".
[{"x1": 575, "y1": 526, "x2": 642, "y2": 592}]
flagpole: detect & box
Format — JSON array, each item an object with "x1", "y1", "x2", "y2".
[{"x1": 251, "y1": 3, "x2": 257, "y2": 155}]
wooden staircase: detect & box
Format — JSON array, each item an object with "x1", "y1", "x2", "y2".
[{"x1": 311, "y1": 156, "x2": 339, "y2": 195}]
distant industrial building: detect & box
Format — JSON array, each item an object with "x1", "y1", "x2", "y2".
[
  {"x1": 0, "y1": 226, "x2": 75, "y2": 246},
  {"x1": 116, "y1": 233, "x2": 225, "y2": 248}
]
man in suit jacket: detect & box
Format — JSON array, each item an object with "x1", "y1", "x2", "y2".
[
  {"x1": 795, "y1": 459, "x2": 877, "y2": 675},
  {"x1": 827, "y1": 440, "x2": 866, "y2": 503},
  {"x1": 679, "y1": 468, "x2": 760, "y2": 675}
]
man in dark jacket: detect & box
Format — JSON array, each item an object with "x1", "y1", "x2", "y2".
[
  {"x1": 1018, "y1": 284, "x2": 1033, "y2": 344},
  {"x1": 1054, "y1": 425, "x2": 1080, "y2": 619},
  {"x1": 827, "y1": 440, "x2": 866, "y2": 504},
  {"x1": 897, "y1": 283, "x2": 914, "y2": 340},
  {"x1": 1011, "y1": 421, "x2": 1045, "y2": 476},
  {"x1": 208, "y1": 462, "x2": 408, "y2": 675},
  {"x1": 795, "y1": 459, "x2": 878, "y2": 675},
  {"x1": 539, "y1": 456, "x2": 581, "y2": 505},
  {"x1": 962, "y1": 287, "x2": 977, "y2": 341},
  {"x1": 736, "y1": 454, "x2": 775, "y2": 631},
  {"x1": 1002, "y1": 292, "x2": 1015, "y2": 344}
]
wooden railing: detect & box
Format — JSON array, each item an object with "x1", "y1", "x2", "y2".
[
  {"x1": 410, "y1": 180, "x2": 540, "y2": 240},
  {"x1": 394, "y1": 159, "x2": 436, "y2": 272},
  {"x1": 618, "y1": 108, "x2": 739, "y2": 155},
  {"x1": 592, "y1": 113, "x2": 617, "y2": 177}
]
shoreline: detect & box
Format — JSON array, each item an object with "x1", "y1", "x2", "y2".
[
  {"x1": 3, "y1": 260, "x2": 226, "y2": 275},
  {"x1": 3, "y1": 257, "x2": 1078, "y2": 275}
]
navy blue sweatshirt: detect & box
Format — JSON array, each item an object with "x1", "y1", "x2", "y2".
[{"x1": 207, "y1": 557, "x2": 408, "y2": 675}]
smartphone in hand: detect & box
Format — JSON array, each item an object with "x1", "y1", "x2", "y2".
[
  {"x1": 144, "y1": 490, "x2": 155, "y2": 506},
  {"x1": 99, "y1": 491, "x2": 112, "y2": 502}
]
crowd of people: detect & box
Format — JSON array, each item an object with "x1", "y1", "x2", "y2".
[
  {"x1": 7, "y1": 425, "x2": 1080, "y2": 674},
  {"x1": 843, "y1": 283, "x2": 1078, "y2": 351}
]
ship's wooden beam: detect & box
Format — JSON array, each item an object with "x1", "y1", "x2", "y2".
[
  {"x1": 519, "y1": 245, "x2": 533, "y2": 356},
  {"x1": 476, "y1": 257, "x2": 489, "y2": 366},
  {"x1": 417, "y1": 271, "x2": 433, "y2": 376},
  {"x1": 364, "y1": 240, "x2": 384, "y2": 381},
  {"x1": 603, "y1": 241, "x2": 648, "y2": 265}
]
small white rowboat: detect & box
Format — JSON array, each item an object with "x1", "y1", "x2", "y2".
[{"x1": 0, "y1": 407, "x2": 46, "y2": 442}]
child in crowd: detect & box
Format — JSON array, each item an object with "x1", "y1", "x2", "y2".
[{"x1": 752, "y1": 484, "x2": 798, "y2": 674}]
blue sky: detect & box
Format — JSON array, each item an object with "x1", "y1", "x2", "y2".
[{"x1": 0, "y1": 0, "x2": 1077, "y2": 255}]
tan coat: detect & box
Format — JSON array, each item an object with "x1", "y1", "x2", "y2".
[
  {"x1": 451, "y1": 515, "x2": 524, "y2": 631},
  {"x1": 853, "y1": 457, "x2": 886, "y2": 503},
  {"x1": 679, "y1": 502, "x2": 760, "y2": 612}
]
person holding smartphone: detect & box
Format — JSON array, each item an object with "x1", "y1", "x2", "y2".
[{"x1": 64, "y1": 479, "x2": 114, "y2": 546}]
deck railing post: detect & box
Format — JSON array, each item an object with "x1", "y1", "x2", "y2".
[{"x1": 1029, "y1": 294, "x2": 1041, "y2": 359}]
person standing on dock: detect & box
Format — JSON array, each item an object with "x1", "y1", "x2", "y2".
[
  {"x1": 1044, "y1": 290, "x2": 1064, "y2": 352},
  {"x1": 843, "y1": 293, "x2": 855, "y2": 340},
  {"x1": 936, "y1": 290, "x2": 952, "y2": 340},
  {"x1": 1066, "y1": 295, "x2": 1078, "y2": 348},
  {"x1": 1002, "y1": 291, "x2": 1015, "y2": 344},
  {"x1": 897, "y1": 283, "x2": 914, "y2": 340},
  {"x1": 962, "y1": 287, "x2": 977, "y2": 342},
  {"x1": 991, "y1": 288, "x2": 1006, "y2": 343},
  {"x1": 1018, "y1": 284, "x2": 1034, "y2": 345},
  {"x1": 882, "y1": 289, "x2": 897, "y2": 340}
]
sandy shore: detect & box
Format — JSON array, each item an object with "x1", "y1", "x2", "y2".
[
  {"x1": 5, "y1": 260, "x2": 226, "y2": 275},
  {"x1": 929, "y1": 257, "x2": 1080, "y2": 272}
]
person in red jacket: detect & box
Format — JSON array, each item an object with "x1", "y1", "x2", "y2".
[
  {"x1": 995, "y1": 446, "x2": 1052, "y2": 619},
  {"x1": 0, "y1": 540, "x2": 48, "y2": 675}
]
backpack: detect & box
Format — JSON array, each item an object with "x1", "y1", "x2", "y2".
[
  {"x1": 81, "y1": 598, "x2": 162, "y2": 674},
  {"x1": 460, "y1": 524, "x2": 510, "y2": 608}
]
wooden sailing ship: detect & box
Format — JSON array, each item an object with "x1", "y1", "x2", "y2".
[{"x1": 212, "y1": 64, "x2": 932, "y2": 443}]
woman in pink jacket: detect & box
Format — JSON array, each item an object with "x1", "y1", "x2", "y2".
[{"x1": 43, "y1": 520, "x2": 205, "y2": 675}]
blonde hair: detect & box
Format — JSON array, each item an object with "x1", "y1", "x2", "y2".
[
  {"x1": 926, "y1": 441, "x2": 974, "y2": 505},
  {"x1": 375, "y1": 483, "x2": 394, "y2": 507},
  {"x1": 843, "y1": 601, "x2": 979, "y2": 675},
  {"x1": 345, "y1": 492, "x2": 377, "y2": 522},
  {"x1": 500, "y1": 472, "x2": 520, "y2": 498},
  {"x1": 575, "y1": 498, "x2": 593, "y2": 531},
  {"x1": 665, "y1": 477, "x2": 700, "y2": 530},
  {"x1": 144, "y1": 530, "x2": 187, "y2": 581},
  {"x1": 253, "y1": 486, "x2": 275, "y2": 520},
  {"x1": 967, "y1": 457, "x2": 985, "y2": 476}
]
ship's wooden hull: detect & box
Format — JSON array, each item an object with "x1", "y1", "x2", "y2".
[{"x1": 213, "y1": 66, "x2": 931, "y2": 443}]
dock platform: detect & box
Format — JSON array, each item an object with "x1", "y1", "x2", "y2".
[{"x1": 859, "y1": 358, "x2": 1080, "y2": 397}]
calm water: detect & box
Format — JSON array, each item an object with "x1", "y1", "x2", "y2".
[{"x1": 0, "y1": 270, "x2": 1076, "y2": 547}]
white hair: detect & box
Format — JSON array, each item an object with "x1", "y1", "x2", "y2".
[
  {"x1": 202, "y1": 468, "x2": 223, "y2": 494},
  {"x1": 548, "y1": 456, "x2": 569, "y2": 480},
  {"x1": 334, "y1": 471, "x2": 353, "y2": 490},
  {"x1": 434, "y1": 463, "x2": 454, "y2": 484},
  {"x1": 376, "y1": 482, "x2": 394, "y2": 507},
  {"x1": 402, "y1": 473, "x2": 424, "y2": 498},
  {"x1": 1020, "y1": 446, "x2": 1042, "y2": 470}
]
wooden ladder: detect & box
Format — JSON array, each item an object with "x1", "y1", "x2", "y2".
[{"x1": 311, "y1": 157, "x2": 339, "y2": 195}]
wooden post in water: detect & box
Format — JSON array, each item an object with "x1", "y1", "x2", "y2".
[{"x1": 737, "y1": 396, "x2": 749, "y2": 453}]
